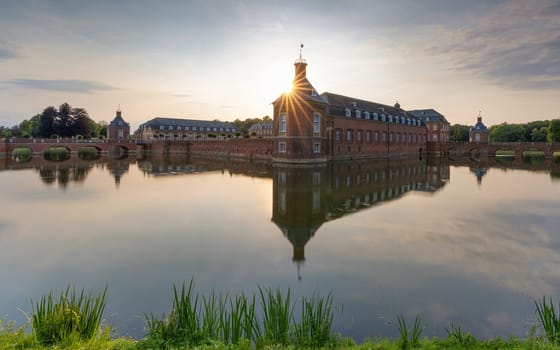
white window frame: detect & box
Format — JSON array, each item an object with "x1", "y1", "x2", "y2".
[
  {"x1": 279, "y1": 113, "x2": 287, "y2": 135},
  {"x1": 313, "y1": 142, "x2": 320, "y2": 153},
  {"x1": 279, "y1": 142, "x2": 287, "y2": 153},
  {"x1": 313, "y1": 113, "x2": 321, "y2": 136}
]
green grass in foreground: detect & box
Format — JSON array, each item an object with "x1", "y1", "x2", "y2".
[{"x1": 4, "y1": 285, "x2": 560, "y2": 349}]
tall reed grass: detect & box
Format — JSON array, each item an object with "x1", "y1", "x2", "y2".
[
  {"x1": 146, "y1": 280, "x2": 338, "y2": 348},
  {"x1": 29, "y1": 285, "x2": 107, "y2": 345},
  {"x1": 535, "y1": 297, "x2": 560, "y2": 345}
]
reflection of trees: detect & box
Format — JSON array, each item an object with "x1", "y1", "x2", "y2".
[{"x1": 36, "y1": 164, "x2": 93, "y2": 187}]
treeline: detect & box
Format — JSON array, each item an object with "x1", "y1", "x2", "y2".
[
  {"x1": 231, "y1": 115, "x2": 271, "y2": 136},
  {"x1": 0, "y1": 103, "x2": 107, "y2": 139},
  {"x1": 450, "y1": 119, "x2": 560, "y2": 142}
]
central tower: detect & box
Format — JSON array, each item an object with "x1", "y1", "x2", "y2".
[{"x1": 272, "y1": 47, "x2": 328, "y2": 163}]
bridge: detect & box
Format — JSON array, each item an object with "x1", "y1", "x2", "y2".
[
  {"x1": 0, "y1": 138, "x2": 143, "y2": 158},
  {"x1": 443, "y1": 141, "x2": 560, "y2": 159}
]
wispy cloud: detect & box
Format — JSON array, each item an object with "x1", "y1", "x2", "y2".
[
  {"x1": 428, "y1": 0, "x2": 560, "y2": 90},
  {"x1": 173, "y1": 93, "x2": 191, "y2": 98},
  {"x1": 0, "y1": 41, "x2": 19, "y2": 59},
  {"x1": 10, "y1": 79, "x2": 117, "y2": 93}
]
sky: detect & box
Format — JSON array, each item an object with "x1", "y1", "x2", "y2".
[{"x1": 0, "y1": 0, "x2": 559, "y2": 131}]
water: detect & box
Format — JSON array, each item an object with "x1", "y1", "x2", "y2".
[{"x1": 1, "y1": 155, "x2": 559, "y2": 342}]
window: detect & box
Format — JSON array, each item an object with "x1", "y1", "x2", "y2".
[
  {"x1": 177, "y1": 126, "x2": 182, "y2": 131},
  {"x1": 346, "y1": 129, "x2": 352, "y2": 142},
  {"x1": 396, "y1": 133, "x2": 400, "y2": 143},
  {"x1": 313, "y1": 142, "x2": 320, "y2": 153},
  {"x1": 159, "y1": 125, "x2": 164, "y2": 130},
  {"x1": 389, "y1": 132, "x2": 393, "y2": 143},
  {"x1": 433, "y1": 134, "x2": 438, "y2": 142},
  {"x1": 381, "y1": 114, "x2": 386, "y2": 122},
  {"x1": 382, "y1": 131, "x2": 386, "y2": 142},
  {"x1": 168, "y1": 125, "x2": 173, "y2": 130},
  {"x1": 335, "y1": 129, "x2": 341, "y2": 142},
  {"x1": 433, "y1": 124, "x2": 438, "y2": 131},
  {"x1": 475, "y1": 134, "x2": 480, "y2": 142},
  {"x1": 280, "y1": 113, "x2": 287, "y2": 134},
  {"x1": 374, "y1": 131, "x2": 379, "y2": 142},
  {"x1": 193, "y1": 127, "x2": 197, "y2": 131},
  {"x1": 186, "y1": 126, "x2": 190, "y2": 131},
  {"x1": 313, "y1": 113, "x2": 320, "y2": 136},
  {"x1": 389, "y1": 115, "x2": 393, "y2": 123},
  {"x1": 366, "y1": 130, "x2": 371, "y2": 143},
  {"x1": 365, "y1": 111, "x2": 370, "y2": 119},
  {"x1": 373, "y1": 113, "x2": 378, "y2": 120},
  {"x1": 345, "y1": 108, "x2": 351, "y2": 117},
  {"x1": 357, "y1": 130, "x2": 362, "y2": 143},
  {"x1": 278, "y1": 171, "x2": 286, "y2": 185},
  {"x1": 355, "y1": 110, "x2": 361, "y2": 118},
  {"x1": 279, "y1": 142, "x2": 286, "y2": 153}
]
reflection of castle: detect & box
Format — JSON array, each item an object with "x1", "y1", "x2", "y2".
[{"x1": 272, "y1": 158, "x2": 450, "y2": 279}]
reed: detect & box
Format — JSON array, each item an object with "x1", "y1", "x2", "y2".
[
  {"x1": 446, "y1": 322, "x2": 477, "y2": 346},
  {"x1": 396, "y1": 313, "x2": 422, "y2": 349},
  {"x1": 295, "y1": 291, "x2": 336, "y2": 347},
  {"x1": 257, "y1": 286, "x2": 294, "y2": 346},
  {"x1": 78, "y1": 146, "x2": 99, "y2": 160},
  {"x1": 30, "y1": 285, "x2": 107, "y2": 345},
  {"x1": 535, "y1": 297, "x2": 560, "y2": 345}
]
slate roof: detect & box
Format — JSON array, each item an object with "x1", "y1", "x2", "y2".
[
  {"x1": 139, "y1": 117, "x2": 238, "y2": 132},
  {"x1": 408, "y1": 109, "x2": 448, "y2": 124},
  {"x1": 321, "y1": 92, "x2": 418, "y2": 120},
  {"x1": 471, "y1": 118, "x2": 489, "y2": 132},
  {"x1": 109, "y1": 114, "x2": 129, "y2": 127}
]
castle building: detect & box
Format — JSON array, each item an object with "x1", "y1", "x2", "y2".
[
  {"x1": 272, "y1": 55, "x2": 428, "y2": 163},
  {"x1": 137, "y1": 117, "x2": 239, "y2": 141},
  {"x1": 470, "y1": 115, "x2": 489, "y2": 143},
  {"x1": 408, "y1": 109, "x2": 450, "y2": 143},
  {"x1": 107, "y1": 108, "x2": 130, "y2": 141},
  {"x1": 248, "y1": 121, "x2": 273, "y2": 139}
]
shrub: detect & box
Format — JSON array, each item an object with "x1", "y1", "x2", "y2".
[{"x1": 12, "y1": 147, "x2": 32, "y2": 162}]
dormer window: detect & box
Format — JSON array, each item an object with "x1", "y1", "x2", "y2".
[
  {"x1": 177, "y1": 126, "x2": 182, "y2": 131},
  {"x1": 160, "y1": 125, "x2": 164, "y2": 130},
  {"x1": 381, "y1": 114, "x2": 386, "y2": 122},
  {"x1": 345, "y1": 108, "x2": 351, "y2": 117},
  {"x1": 373, "y1": 113, "x2": 378, "y2": 120},
  {"x1": 378, "y1": 107, "x2": 384, "y2": 112},
  {"x1": 364, "y1": 111, "x2": 370, "y2": 120},
  {"x1": 355, "y1": 110, "x2": 361, "y2": 118},
  {"x1": 311, "y1": 89, "x2": 318, "y2": 96},
  {"x1": 168, "y1": 125, "x2": 173, "y2": 130},
  {"x1": 401, "y1": 117, "x2": 405, "y2": 124},
  {"x1": 394, "y1": 116, "x2": 398, "y2": 124}
]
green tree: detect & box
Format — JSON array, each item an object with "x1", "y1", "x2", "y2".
[
  {"x1": 56, "y1": 103, "x2": 73, "y2": 137},
  {"x1": 548, "y1": 119, "x2": 560, "y2": 142},
  {"x1": 39, "y1": 106, "x2": 57, "y2": 138},
  {"x1": 490, "y1": 123, "x2": 526, "y2": 142},
  {"x1": 0, "y1": 126, "x2": 12, "y2": 138},
  {"x1": 531, "y1": 127, "x2": 548, "y2": 142},
  {"x1": 71, "y1": 108, "x2": 93, "y2": 138},
  {"x1": 450, "y1": 124, "x2": 470, "y2": 141}
]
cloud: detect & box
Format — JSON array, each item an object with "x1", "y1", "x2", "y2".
[
  {"x1": 427, "y1": 0, "x2": 560, "y2": 89},
  {"x1": 10, "y1": 79, "x2": 118, "y2": 93},
  {"x1": 0, "y1": 46, "x2": 18, "y2": 59},
  {"x1": 173, "y1": 94, "x2": 191, "y2": 98}
]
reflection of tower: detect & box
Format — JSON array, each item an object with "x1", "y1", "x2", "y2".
[
  {"x1": 106, "y1": 160, "x2": 130, "y2": 187},
  {"x1": 271, "y1": 165, "x2": 329, "y2": 281},
  {"x1": 470, "y1": 167, "x2": 488, "y2": 186}
]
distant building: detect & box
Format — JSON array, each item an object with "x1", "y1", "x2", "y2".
[
  {"x1": 137, "y1": 117, "x2": 239, "y2": 141},
  {"x1": 248, "y1": 121, "x2": 273, "y2": 139},
  {"x1": 272, "y1": 54, "x2": 427, "y2": 163},
  {"x1": 107, "y1": 108, "x2": 130, "y2": 141},
  {"x1": 470, "y1": 115, "x2": 489, "y2": 143},
  {"x1": 408, "y1": 109, "x2": 450, "y2": 143}
]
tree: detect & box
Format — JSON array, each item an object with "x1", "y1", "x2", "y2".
[
  {"x1": 450, "y1": 124, "x2": 470, "y2": 142},
  {"x1": 40, "y1": 106, "x2": 57, "y2": 138},
  {"x1": 531, "y1": 127, "x2": 548, "y2": 142},
  {"x1": 56, "y1": 103, "x2": 73, "y2": 137},
  {"x1": 72, "y1": 108, "x2": 93, "y2": 138},
  {"x1": 490, "y1": 123, "x2": 526, "y2": 142},
  {"x1": 548, "y1": 119, "x2": 560, "y2": 142}
]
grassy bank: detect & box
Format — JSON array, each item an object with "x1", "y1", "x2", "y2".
[
  {"x1": 78, "y1": 146, "x2": 100, "y2": 160},
  {"x1": 12, "y1": 147, "x2": 32, "y2": 162},
  {"x1": 3, "y1": 284, "x2": 560, "y2": 349},
  {"x1": 495, "y1": 149, "x2": 515, "y2": 156}
]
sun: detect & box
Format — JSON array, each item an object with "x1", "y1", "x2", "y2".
[{"x1": 258, "y1": 64, "x2": 294, "y2": 101}]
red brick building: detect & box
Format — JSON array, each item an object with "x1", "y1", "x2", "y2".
[
  {"x1": 107, "y1": 109, "x2": 130, "y2": 141},
  {"x1": 272, "y1": 56, "x2": 428, "y2": 163},
  {"x1": 470, "y1": 115, "x2": 489, "y2": 143}
]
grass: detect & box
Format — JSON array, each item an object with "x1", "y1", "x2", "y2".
[
  {"x1": 29, "y1": 285, "x2": 108, "y2": 346},
  {"x1": 78, "y1": 146, "x2": 100, "y2": 160},
  {"x1": 495, "y1": 149, "x2": 516, "y2": 156},
  {"x1": 522, "y1": 150, "x2": 546, "y2": 158},
  {"x1": 12, "y1": 147, "x2": 32, "y2": 162},
  {"x1": 43, "y1": 147, "x2": 70, "y2": 161},
  {"x1": 7, "y1": 285, "x2": 560, "y2": 349}
]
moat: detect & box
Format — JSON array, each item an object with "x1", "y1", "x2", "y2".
[{"x1": 1, "y1": 155, "x2": 559, "y2": 341}]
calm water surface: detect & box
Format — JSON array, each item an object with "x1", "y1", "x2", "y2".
[{"x1": 1, "y1": 155, "x2": 559, "y2": 341}]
